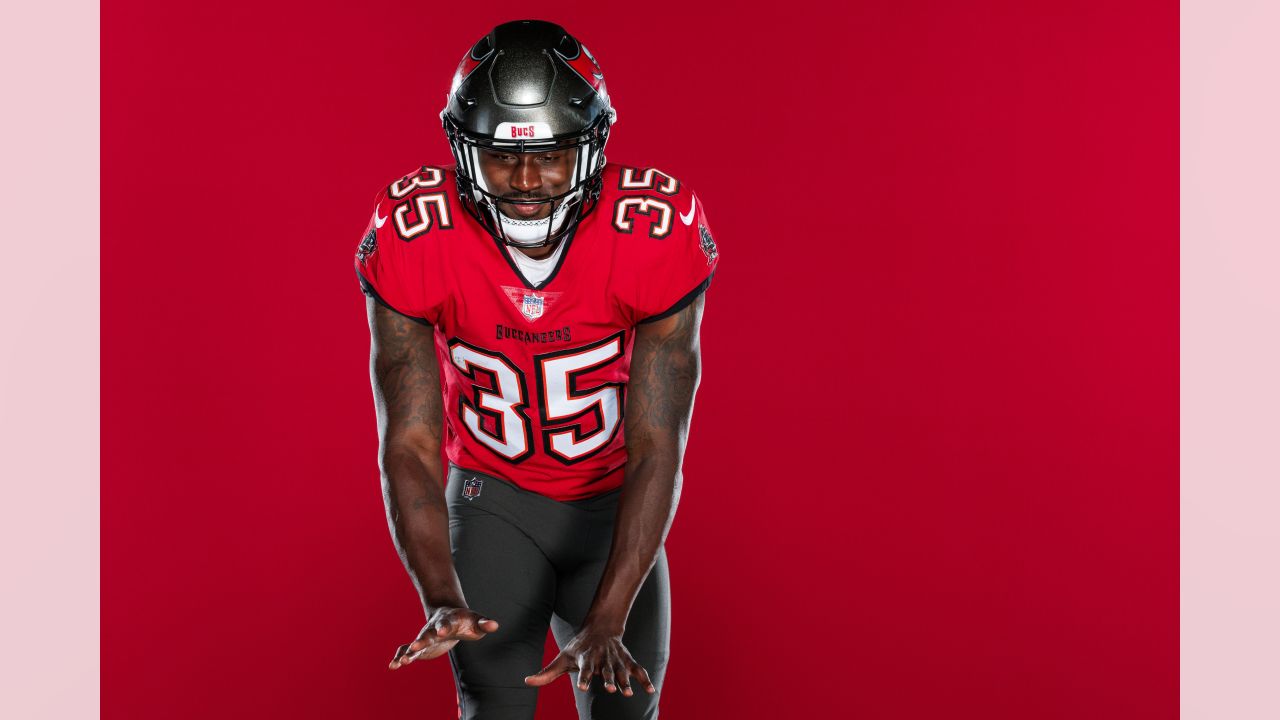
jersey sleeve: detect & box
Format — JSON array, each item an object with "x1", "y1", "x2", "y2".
[
  {"x1": 353, "y1": 186, "x2": 447, "y2": 326},
  {"x1": 629, "y1": 186, "x2": 720, "y2": 324}
]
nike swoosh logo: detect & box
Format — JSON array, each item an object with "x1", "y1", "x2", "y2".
[
  {"x1": 679, "y1": 197, "x2": 696, "y2": 226},
  {"x1": 374, "y1": 206, "x2": 387, "y2": 229}
]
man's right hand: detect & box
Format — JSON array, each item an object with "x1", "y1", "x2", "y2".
[{"x1": 388, "y1": 607, "x2": 500, "y2": 670}]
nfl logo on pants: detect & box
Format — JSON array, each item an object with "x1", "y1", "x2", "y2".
[{"x1": 463, "y1": 477, "x2": 483, "y2": 501}]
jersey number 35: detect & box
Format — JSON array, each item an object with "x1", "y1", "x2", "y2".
[{"x1": 447, "y1": 333, "x2": 625, "y2": 465}]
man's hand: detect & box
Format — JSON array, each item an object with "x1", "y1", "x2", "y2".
[
  {"x1": 523, "y1": 625, "x2": 655, "y2": 697},
  {"x1": 388, "y1": 607, "x2": 499, "y2": 670}
]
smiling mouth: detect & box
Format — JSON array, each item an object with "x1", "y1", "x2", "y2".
[{"x1": 502, "y1": 198, "x2": 551, "y2": 219}]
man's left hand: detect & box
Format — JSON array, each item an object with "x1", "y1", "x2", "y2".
[{"x1": 523, "y1": 625, "x2": 655, "y2": 697}]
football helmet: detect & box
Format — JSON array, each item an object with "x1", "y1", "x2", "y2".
[{"x1": 442, "y1": 20, "x2": 616, "y2": 248}]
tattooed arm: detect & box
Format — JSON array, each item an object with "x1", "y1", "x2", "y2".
[
  {"x1": 366, "y1": 299, "x2": 498, "y2": 670},
  {"x1": 586, "y1": 293, "x2": 704, "y2": 632},
  {"x1": 525, "y1": 293, "x2": 705, "y2": 695}
]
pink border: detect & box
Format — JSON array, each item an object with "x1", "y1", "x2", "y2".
[
  {"x1": 1181, "y1": 1, "x2": 1280, "y2": 716},
  {"x1": 0, "y1": 0, "x2": 101, "y2": 716},
  {"x1": 4, "y1": 1, "x2": 1269, "y2": 716}
]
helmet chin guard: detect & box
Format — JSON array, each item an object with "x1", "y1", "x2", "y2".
[
  {"x1": 441, "y1": 20, "x2": 615, "y2": 248},
  {"x1": 487, "y1": 188, "x2": 580, "y2": 247}
]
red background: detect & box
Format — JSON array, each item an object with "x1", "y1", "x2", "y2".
[{"x1": 103, "y1": 1, "x2": 1177, "y2": 718}]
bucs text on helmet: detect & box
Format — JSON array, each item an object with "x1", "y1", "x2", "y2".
[{"x1": 442, "y1": 20, "x2": 616, "y2": 248}]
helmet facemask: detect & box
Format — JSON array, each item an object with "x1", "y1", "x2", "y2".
[{"x1": 445, "y1": 111, "x2": 612, "y2": 249}]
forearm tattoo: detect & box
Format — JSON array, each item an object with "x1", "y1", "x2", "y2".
[
  {"x1": 368, "y1": 301, "x2": 445, "y2": 444},
  {"x1": 626, "y1": 296, "x2": 704, "y2": 453}
]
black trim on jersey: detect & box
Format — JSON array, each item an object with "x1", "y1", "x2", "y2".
[
  {"x1": 637, "y1": 270, "x2": 715, "y2": 325},
  {"x1": 355, "y1": 267, "x2": 432, "y2": 326},
  {"x1": 489, "y1": 217, "x2": 580, "y2": 290}
]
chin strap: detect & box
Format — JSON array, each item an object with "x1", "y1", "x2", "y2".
[{"x1": 487, "y1": 191, "x2": 581, "y2": 247}]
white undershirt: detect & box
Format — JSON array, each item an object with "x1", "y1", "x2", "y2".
[{"x1": 506, "y1": 239, "x2": 567, "y2": 288}]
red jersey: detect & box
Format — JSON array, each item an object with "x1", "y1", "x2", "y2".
[{"x1": 355, "y1": 163, "x2": 719, "y2": 501}]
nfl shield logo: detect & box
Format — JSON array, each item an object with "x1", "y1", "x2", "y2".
[
  {"x1": 521, "y1": 294, "x2": 545, "y2": 321},
  {"x1": 501, "y1": 285, "x2": 562, "y2": 323},
  {"x1": 462, "y1": 477, "x2": 483, "y2": 501}
]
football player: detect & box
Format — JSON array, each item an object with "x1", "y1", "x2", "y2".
[{"x1": 356, "y1": 19, "x2": 718, "y2": 720}]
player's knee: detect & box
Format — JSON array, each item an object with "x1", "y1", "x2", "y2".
[{"x1": 580, "y1": 688, "x2": 661, "y2": 720}]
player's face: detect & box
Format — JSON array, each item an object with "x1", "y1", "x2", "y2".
[{"x1": 478, "y1": 148, "x2": 577, "y2": 221}]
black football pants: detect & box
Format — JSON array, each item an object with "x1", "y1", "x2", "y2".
[{"x1": 444, "y1": 464, "x2": 671, "y2": 720}]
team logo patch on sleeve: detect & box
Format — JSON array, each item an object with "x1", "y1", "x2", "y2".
[
  {"x1": 698, "y1": 224, "x2": 717, "y2": 263},
  {"x1": 357, "y1": 228, "x2": 377, "y2": 262},
  {"x1": 462, "y1": 477, "x2": 483, "y2": 500}
]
